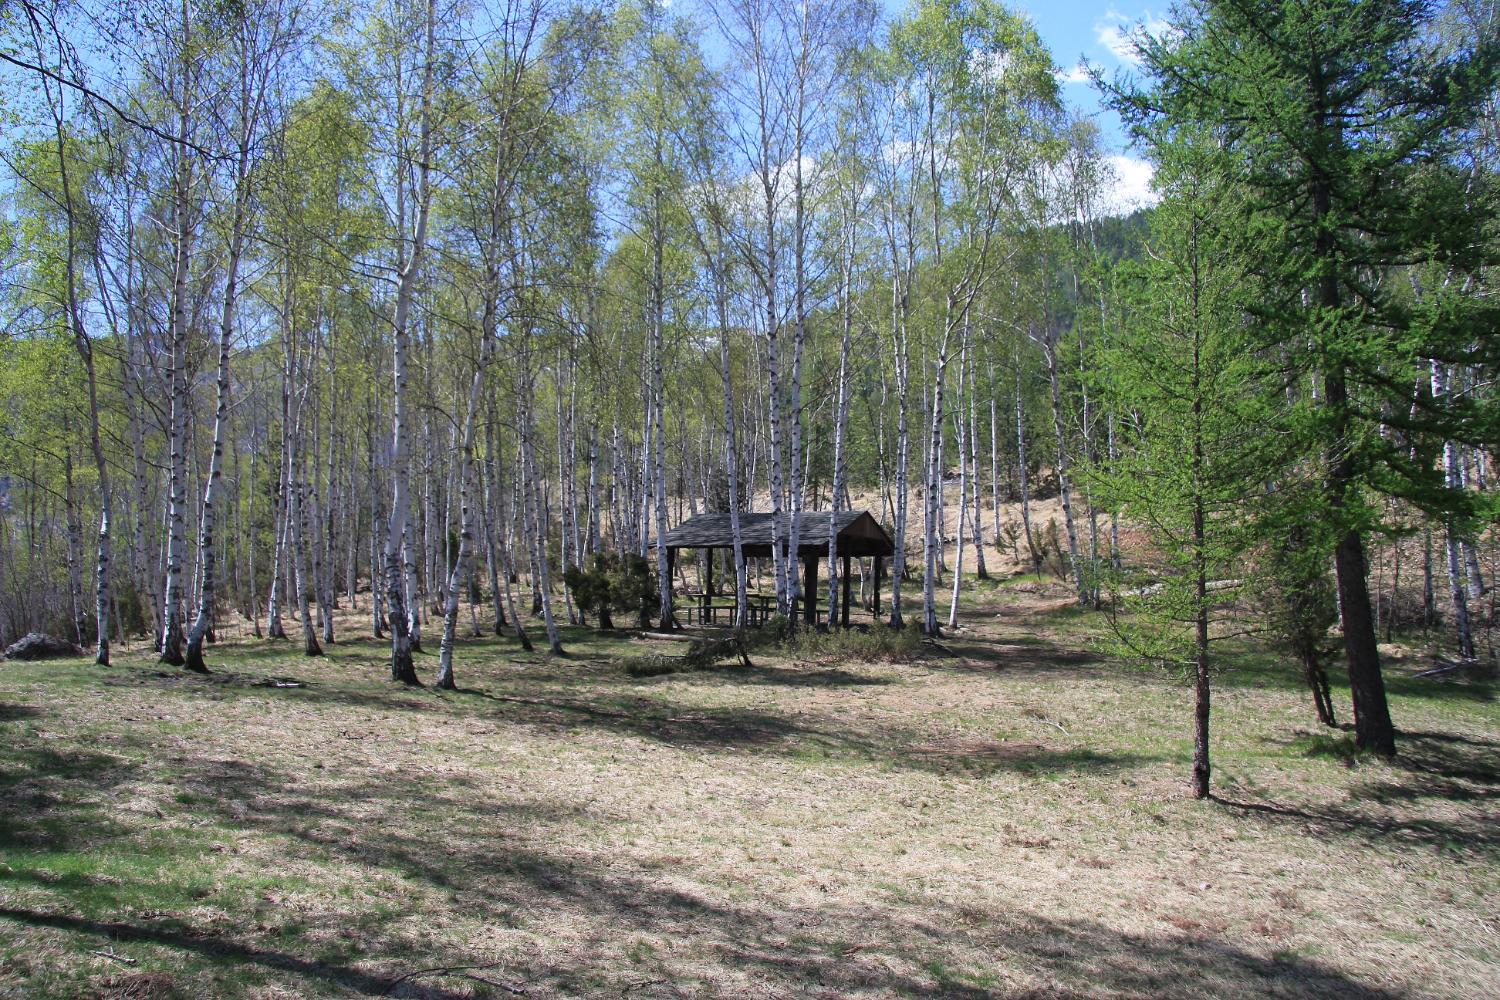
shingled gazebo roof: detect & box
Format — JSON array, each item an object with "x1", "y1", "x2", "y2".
[{"x1": 660, "y1": 510, "x2": 894, "y2": 559}]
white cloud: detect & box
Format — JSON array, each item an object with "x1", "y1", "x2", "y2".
[
  {"x1": 1095, "y1": 23, "x2": 1138, "y2": 64},
  {"x1": 1094, "y1": 9, "x2": 1173, "y2": 66},
  {"x1": 1099, "y1": 155, "x2": 1158, "y2": 215},
  {"x1": 1053, "y1": 62, "x2": 1092, "y2": 85}
]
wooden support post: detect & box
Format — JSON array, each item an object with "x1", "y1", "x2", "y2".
[
  {"x1": 666, "y1": 548, "x2": 676, "y2": 626},
  {"x1": 803, "y1": 555, "x2": 818, "y2": 626},
  {"x1": 704, "y1": 548, "x2": 714, "y2": 623},
  {"x1": 841, "y1": 552, "x2": 852, "y2": 629},
  {"x1": 873, "y1": 555, "x2": 883, "y2": 617}
]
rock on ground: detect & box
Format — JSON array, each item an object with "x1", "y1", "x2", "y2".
[{"x1": 3, "y1": 633, "x2": 84, "y2": 660}]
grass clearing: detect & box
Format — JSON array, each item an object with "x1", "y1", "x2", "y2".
[{"x1": 2, "y1": 581, "x2": 1497, "y2": 998}]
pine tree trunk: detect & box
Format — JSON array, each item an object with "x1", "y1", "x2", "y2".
[{"x1": 1309, "y1": 156, "x2": 1394, "y2": 753}]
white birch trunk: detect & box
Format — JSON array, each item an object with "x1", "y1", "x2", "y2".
[
  {"x1": 52, "y1": 88, "x2": 113, "y2": 664},
  {"x1": 382, "y1": 0, "x2": 436, "y2": 685},
  {"x1": 522, "y1": 402, "x2": 563, "y2": 655},
  {"x1": 186, "y1": 94, "x2": 256, "y2": 671},
  {"x1": 947, "y1": 331, "x2": 969, "y2": 629},
  {"x1": 1432, "y1": 360, "x2": 1474, "y2": 659},
  {"x1": 1016, "y1": 364, "x2": 1038, "y2": 575},
  {"x1": 827, "y1": 217, "x2": 854, "y2": 628},
  {"x1": 1045, "y1": 331, "x2": 1085, "y2": 603}
]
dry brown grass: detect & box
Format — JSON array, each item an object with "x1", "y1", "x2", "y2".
[{"x1": 1, "y1": 581, "x2": 1497, "y2": 999}]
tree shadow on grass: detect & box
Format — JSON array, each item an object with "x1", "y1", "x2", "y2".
[
  {"x1": 1383, "y1": 668, "x2": 1496, "y2": 705},
  {"x1": 1215, "y1": 728, "x2": 1500, "y2": 858},
  {"x1": 0, "y1": 745, "x2": 136, "y2": 852},
  {"x1": 0, "y1": 905, "x2": 476, "y2": 999},
  {"x1": 0, "y1": 703, "x2": 42, "y2": 722},
  {"x1": 454, "y1": 687, "x2": 1157, "y2": 778},
  {"x1": 1211, "y1": 645, "x2": 1496, "y2": 706},
  {"x1": 138, "y1": 756, "x2": 1408, "y2": 998},
  {"x1": 930, "y1": 633, "x2": 1103, "y2": 679},
  {"x1": 0, "y1": 735, "x2": 1418, "y2": 999},
  {"x1": 691, "y1": 663, "x2": 894, "y2": 688},
  {"x1": 92, "y1": 660, "x2": 1160, "y2": 782},
  {"x1": 1390, "y1": 729, "x2": 1500, "y2": 785}
]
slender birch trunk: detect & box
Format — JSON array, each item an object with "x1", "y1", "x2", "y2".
[
  {"x1": 1045, "y1": 330, "x2": 1085, "y2": 603},
  {"x1": 827, "y1": 216, "x2": 855, "y2": 629},
  {"x1": 500, "y1": 463, "x2": 533, "y2": 651},
  {"x1": 649, "y1": 181, "x2": 673, "y2": 629},
  {"x1": 159, "y1": 70, "x2": 195, "y2": 666},
  {"x1": 51, "y1": 86, "x2": 112, "y2": 664},
  {"x1": 947, "y1": 329, "x2": 970, "y2": 629},
  {"x1": 290, "y1": 470, "x2": 322, "y2": 657},
  {"x1": 382, "y1": 0, "x2": 437, "y2": 685},
  {"x1": 1432, "y1": 361, "x2": 1475, "y2": 659},
  {"x1": 521, "y1": 398, "x2": 563, "y2": 655},
  {"x1": 922, "y1": 305, "x2": 954, "y2": 636},
  {"x1": 186, "y1": 80, "x2": 258, "y2": 671},
  {"x1": 968, "y1": 347, "x2": 988, "y2": 581},
  {"x1": 1015, "y1": 363, "x2": 1039, "y2": 575},
  {"x1": 708, "y1": 233, "x2": 746, "y2": 626}
]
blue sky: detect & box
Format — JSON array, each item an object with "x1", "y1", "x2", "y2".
[
  {"x1": 1021, "y1": 1, "x2": 1165, "y2": 211},
  {"x1": 1020, "y1": 2, "x2": 1156, "y2": 144}
]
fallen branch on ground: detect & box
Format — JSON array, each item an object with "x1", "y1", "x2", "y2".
[
  {"x1": 1413, "y1": 656, "x2": 1488, "y2": 679},
  {"x1": 383, "y1": 961, "x2": 528, "y2": 996}
]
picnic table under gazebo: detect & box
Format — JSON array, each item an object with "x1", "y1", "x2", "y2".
[{"x1": 659, "y1": 510, "x2": 896, "y2": 628}]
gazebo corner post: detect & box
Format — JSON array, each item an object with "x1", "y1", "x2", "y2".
[
  {"x1": 665, "y1": 546, "x2": 676, "y2": 630},
  {"x1": 803, "y1": 554, "x2": 818, "y2": 627},
  {"x1": 704, "y1": 547, "x2": 714, "y2": 624},
  {"x1": 873, "y1": 555, "x2": 883, "y2": 618}
]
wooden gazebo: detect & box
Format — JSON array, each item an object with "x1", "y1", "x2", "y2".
[{"x1": 660, "y1": 510, "x2": 895, "y2": 627}]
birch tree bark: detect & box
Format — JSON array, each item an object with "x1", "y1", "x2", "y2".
[
  {"x1": 186, "y1": 12, "x2": 278, "y2": 671},
  {"x1": 1432, "y1": 360, "x2": 1475, "y2": 659},
  {"x1": 378, "y1": 0, "x2": 438, "y2": 686},
  {"x1": 43, "y1": 61, "x2": 113, "y2": 664},
  {"x1": 1044, "y1": 327, "x2": 1086, "y2": 603}
]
